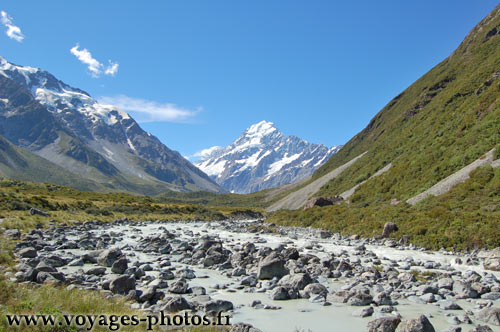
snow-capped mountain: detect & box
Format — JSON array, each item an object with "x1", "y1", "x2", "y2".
[
  {"x1": 0, "y1": 56, "x2": 222, "y2": 194},
  {"x1": 195, "y1": 121, "x2": 341, "y2": 193}
]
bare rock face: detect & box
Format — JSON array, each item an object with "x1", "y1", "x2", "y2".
[
  {"x1": 382, "y1": 222, "x2": 398, "y2": 238},
  {"x1": 395, "y1": 315, "x2": 435, "y2": 332},
  {"x1": 304, "y1": 196, "x2": 343, "y2": 209}
]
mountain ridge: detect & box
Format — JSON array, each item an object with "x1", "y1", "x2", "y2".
[
  {"x1": 0, "y1": 56, "x2": 223, "y2": 194},
  {"x1": 196, "y1": 120, "x2": 341, "y2": 194}
]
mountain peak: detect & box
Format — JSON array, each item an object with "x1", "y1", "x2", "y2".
[
  {"x1": 196, "y1": 121, "x2": 341, "y2": 193},
  {"x1": 245, "y1": 120, "x2": 276, "y2": 136}
]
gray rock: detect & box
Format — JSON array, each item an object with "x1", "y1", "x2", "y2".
[
  {"x1": 4, "y1": 229, "x2": 21, "y2": 239},
  {"x1": 468, "y1": 326, "x2": 493, "y2": 332},
  {"x1": 453, "y1": 281, "x2": 478, "y2": 299},
  {"x1": 395, "y1": 315, "x2": 435, "y2": 332},
  {"x1": 382, "y1": 222, "x2": 398, "y2": 238},
  {"x1": 97, "y1": 248, "x2": 123, "y2": 267},
  {"x1": 352, "y1": 306, "x2": 374, "y2": 317},
  {"x1": 162, "y1": 296, "x2": 192, "y2": 312},
  {"x1": 439, "y1": 301, "x2": 462, "y2": 310},
  {"x1": 270, "y1": 286, "x2": 292, "y2": 300},
  {"x1": 481, "y1": 292, "x2": 500, "y2": 300},
  {"x1": 109, "y1": 275, "x2": 136, "y2": 295},
  {"x1": 111, "y1": 257, "x2": 128, "y2": 274},
  {"x1": 18, "y1": 247, "x2": 37, "y2": 258},
  {"x1": 476, "y1": 306, "x2": 500, "y2": 326},
  {"x1": 86, "y1": 267, "x2": 106, "y2": 276},
  {"x1": 203, "y1": 299, "x2": 234, "y2": 312},
  {"x1": 29, "y1": 207, "x2": 50, "y2": 217},
  {"x1": 229, "y1": 322, "x2": 263, "y2": 332},
  {"x1": 374, "y1": 292, "x2": 395, "y2": 306},
  {"x1": 438, "y1": 278, "x2": 454, "y2": 290},
  {"x1": 36, "y1": 271, "x2": 65, "y2": 284},
  {"x1": 367, "y1": 316, "x2": 401, "y2": 332},
  {"x1": 303, "y1": 283, "x2": 328, "y2": 297},
  {"x1": 257, "y1": 254, "x2": 288, "y2": 280},
  {"x1": 278, "y1": 273, "x2": 313, "y2": 290},
  {"x1": 168, "y1": 278, "x2": 189, "y2": 294},
  {"x1": 481, "y1": 247, "x2": 500, "y2": 272},
  {"x1": 348, "y1": 292, "x2": 373, "y2": 306},
  {"x1": 40, "y1": 255, "x2": 68, "y2": 268}
]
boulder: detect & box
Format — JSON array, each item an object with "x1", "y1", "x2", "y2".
[
  {"x1": 453, "y1": 281, "x2": 478, "y2": 299},
  {"x1": 203, "y1": 299, "x2": 234, "y2": 312},
  {"x1": 278, "y1": 273, "x2": 313, "y2": 290},
  {"x1": 29, "y1": 208, "x2": 50, "y2": 217},
  {"x1": 476, "y1": 306, "x2": 500, "y2": 326},
  {"x1": 304, "y1": 196, "x2": 343, "y2": 209},
  {"x1": 257, "y1": 254, "x2": 288, "y2": 280},
  {"x1": 382, "y1": 222, "x2": 398, "y2": 238},
  {"x1": 4, "y1": 229, "x2": 21, "y2": 239},
  {"x1": 270, "y1": 286, "x2": 292, "y2": 300},
  {"x1": 468, "y1": 326, "x2": 493, "y2": 332},
  {"x1": 109, "y1": 275, "x2": 136, "y2": 294},
  {"x1": 352, "y1": 306, "x2": 374, "y2": 317},
  {"x1": 86, "y1": 267, "x2": 106, "y2": 276},
  {"x1": 367, "y1": 316, "x2": 401, "y2": 332},
  {"x1": 303, "y1": 283, "x2": 328, "y2": 297},
  {"x1": 395, "y1": 315, "x2": 435, "y2": 332},
  {"x1": 162, "y1": 296, "x2": 192, "y2": 312},
  {"x1": 168, "y1": 278, "x2": 189, "y2": 294},
  {"x1": 97, "y1": 248, "x2": 123, "y2": 267},
  {"x1": 480, "y1": 247, "x2": 500, "y2": 272},
  {"x1": 111, "y1": 257, "x2": 128, "y2": 274},
  {"x1": 18, "y1": 247, "x2": 37, "y2": 258}
]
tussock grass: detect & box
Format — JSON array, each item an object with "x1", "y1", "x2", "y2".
[{"x1": 0, "y1": 275, "x2": 227, "y2": 332}]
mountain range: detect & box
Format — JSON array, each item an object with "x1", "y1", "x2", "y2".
[
  {"x1": 0, "y1": 56, "x2": 222, "y2": 195},
  {"x1": 195, "y1": 121, "x2": 341, "y2": 194}
]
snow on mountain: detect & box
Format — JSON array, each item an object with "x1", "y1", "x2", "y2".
[
  {"x1": 196, "y1": 120, "x2": 342, "y2": 193},
  {"x1": 0, "y1": 56, "x2": 222, "y2": 194}
]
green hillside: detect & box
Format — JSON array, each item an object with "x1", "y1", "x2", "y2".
[
  {"x1": 0, "y1": 135, "x2": 106, "y2": 192},
  {"x1": 268, "y1": 5, "x2": 500, "y2": 250}
]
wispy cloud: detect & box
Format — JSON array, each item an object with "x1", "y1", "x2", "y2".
[
  {"x1": 0, "y1": 11, "x2": 24, "y2": 42},
  {"x1": 98, "y1": 95, "x2": 200, "y2": 123},
  {"x1": 104, "y1": 61, "x2": 119, "y2": 76},
  {"x1": 186, "y1": 146, "x2": 223, "y2": 161},
  {"x1": 70, "y1": 44, "x2": 118, "y2": 78}
]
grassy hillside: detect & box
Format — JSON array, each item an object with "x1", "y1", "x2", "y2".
[
  {"x1": 267, "y1": 5, "x2": 500, "y2": 250},
  {"x1": 0, "y1": 179, "x2": 261, "y2": 233},
  {"x1": 0, "y1": 135, "x2": 106, "y2": 192},
  {"x1": 313, "y1": 5, "x2": 500, "y2": 202}
]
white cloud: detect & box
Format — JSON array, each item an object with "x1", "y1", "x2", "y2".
[
  {"x1": 98, "y1": 94, "x2": 200, "y2": 123},
  {"x1": 70, "y1": 44, "x2": 118, "y2": 78},
  {"x1": 0, "y1": 11, "x2": 24, "y2": 42},
  {"x1": 104, "y1": 61, "x2": 119, "y2": 76},
  {"x1": 187, "y1": 146, "x2": 223, "y2": 161}
]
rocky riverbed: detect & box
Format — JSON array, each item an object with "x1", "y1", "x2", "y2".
[{"x1": 4, "y1": 219, "x2": 500, "y2": 332}]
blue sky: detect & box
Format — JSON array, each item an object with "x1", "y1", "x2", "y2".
[{"x1": 1, "y1": 1, "x2": 498, "y2": 159}]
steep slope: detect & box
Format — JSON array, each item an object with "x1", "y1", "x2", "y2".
[
  {"x1": 274, "y1": 4, "x2": 500, "y2": 209},
  {"x1": 0, "y1": 57, "x2": 222, "y2": 194},
  {"x1": 267, "y1": 5, "x2": 500, "y2": 250},
  {"x1": 195, "y1": 121, "x2": 341, "y2": 193},
  {"x1": 0, "y1": 135, "x2": 106, "y2": 191}
]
